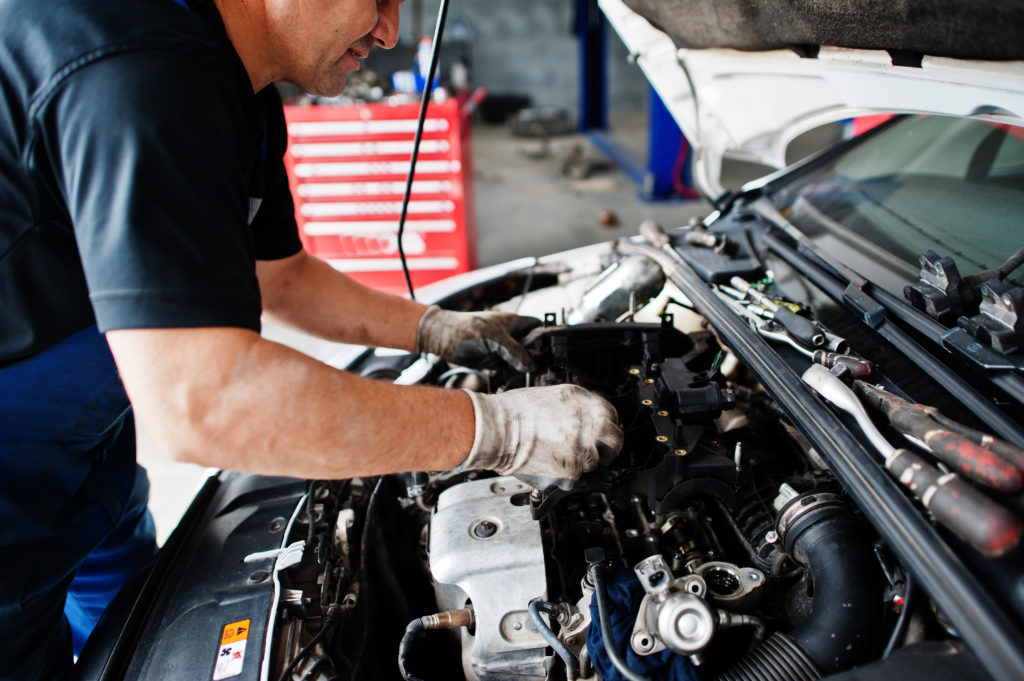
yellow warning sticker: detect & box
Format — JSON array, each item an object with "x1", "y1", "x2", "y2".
[
  {"x1": 213, "y1": 619, "x2": 251, "y2": 680},
  {"x1": 220, "y1": 619, "x2": 251, "y2": 646}
]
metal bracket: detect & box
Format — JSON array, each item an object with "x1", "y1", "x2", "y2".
[
  {"x1": 958, "y1": 279, "x2": 1024, "y2": 355},
  {"x1": 904, "y1": 250, "x2": 968, "y2": 324}
]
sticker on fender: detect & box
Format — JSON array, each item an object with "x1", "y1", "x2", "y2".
[{"x1": 213, "y1": 619, "x2": 251, "y2": 680}]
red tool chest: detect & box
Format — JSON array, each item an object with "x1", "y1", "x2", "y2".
[{"x1": 282, "y1": 99, "x2": 477, "y2": 296}]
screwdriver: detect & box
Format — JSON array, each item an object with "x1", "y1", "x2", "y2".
[
  {"x1": 802, "y1": 365, "x2": 1022, "y2": 558},
  {"x1": 853, "y1": 381, "x2": 1023, "y2": 494},
  {"x1": 730, "y1": 276, "x2": 825, "y2": 349}
]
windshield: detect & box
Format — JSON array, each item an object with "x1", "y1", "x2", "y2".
[{"x1": 773, "y1": 115, "x2": 1024, "y2": 293}]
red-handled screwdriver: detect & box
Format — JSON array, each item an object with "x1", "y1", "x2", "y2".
[{"x1": 853, "y1": 381, "x2": 1023, "y2": 494}]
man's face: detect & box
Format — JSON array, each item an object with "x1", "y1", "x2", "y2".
[{"x1": 267, "y1": 0, "x2": 402, "y2": 96}]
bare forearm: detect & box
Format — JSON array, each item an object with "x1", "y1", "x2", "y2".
[
  {"x1": 108, "y1": 327, "x2": 473, "y2": 478},
  {"x1": 257, "y1": 251, "x2": 427, "y2": 350}
]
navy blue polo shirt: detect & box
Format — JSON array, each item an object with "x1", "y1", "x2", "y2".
[
  {"x1": 0, "y1": 0, "x2": 302, "y2": 366},
  {"x1": 0, "y1": 0, "x2": 304, "y2": 607}
]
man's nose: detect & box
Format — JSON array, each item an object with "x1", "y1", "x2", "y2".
[{"x1": 371, "y1": 1, "x2": 400, "y2": 49}]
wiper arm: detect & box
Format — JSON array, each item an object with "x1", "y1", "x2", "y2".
[{"x1": 752, "y1": 198, "x2": 1024, "y2": 448}]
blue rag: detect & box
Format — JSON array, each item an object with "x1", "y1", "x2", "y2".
[{"x1": 587, "y1": 569, "x2": 701, "y2": 681}]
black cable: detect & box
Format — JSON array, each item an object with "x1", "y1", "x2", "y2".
[
  {"x1": 349, "y1": 477, "x2": 385, "y2": 678},
  {"x1": 591, "y1": 565, "x2": 653, "y2": 681},
  {"x1": 277, "y1": 606, "x2": 340, "y2": 681},
  {"x1": 396, "y1": 0, "x2": 451, "y2": 301},
  {"x1": 996, "y1": 245, "x2": 1024, "y2": 281},
  {"x1": 882, "y1": 573, "x2": 915, "y2": 659},
  {"x1": 398, "y1": 617, "x2": 426, "y2": 681},
  {"x1": 528, "y1": 601, "x2": 580, "y2": 680}
]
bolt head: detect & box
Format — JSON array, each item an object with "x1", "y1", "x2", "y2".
[{"x1": 472, "y1": 520, "x2": 499, "y2": 538}]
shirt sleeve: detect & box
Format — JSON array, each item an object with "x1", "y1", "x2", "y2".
[
  {"x1": 250, "y1": 87, "x2": 304, "y2": 261},
  {"x1": 45, "y1": 46, "x2": 266, "y2": 332}
]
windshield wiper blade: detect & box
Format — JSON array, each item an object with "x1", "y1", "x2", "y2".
[{"x1": 752, "y1": 198, "x2": 1024, "y2": 448}]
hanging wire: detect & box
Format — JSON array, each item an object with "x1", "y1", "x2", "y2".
[{"x1": 396, "y1": 0, "x2": 451, "y2": 300}]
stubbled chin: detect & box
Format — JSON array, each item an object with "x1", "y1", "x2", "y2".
[{"x1": 310, "y1": 62, "x2": 355, "y2": 97}]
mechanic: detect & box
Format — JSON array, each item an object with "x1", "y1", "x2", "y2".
[{"x1": 0, "y1": 0, "x2": 623, "y2": 679}]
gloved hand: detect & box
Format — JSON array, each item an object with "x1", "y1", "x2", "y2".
[
  {"x1": 459, "y1": 385, "x2": 623, "y2": 481},
  {"x1": 415, "y1": 305, "x2": 541, "y2": 372}
]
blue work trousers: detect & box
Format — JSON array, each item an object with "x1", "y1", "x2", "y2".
[{"x1": 0, "y1": 326, "x2": 158, "y2": 681}]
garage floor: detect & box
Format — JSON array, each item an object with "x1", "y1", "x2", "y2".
[{"x1": 138, "y1": 114, "x2": 767, "y2": 544}]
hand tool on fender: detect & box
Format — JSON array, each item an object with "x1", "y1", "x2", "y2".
[
  {"x1": 853, "y1": 381, "x2": 1024, "y2": 493},
  {"x1": 811, "y1": 350, "x2": 874, "y2": 378},
  {"x1": 758, "y1": 321, "x2": 872, "y2": 376},
  {"x1": 717, "y1": 285, "x2": 872, "y2": 376},
  {"x1": 802, "y1": 364, "x2": 1022, "y2": 558},
  {"x1": 730, "y1": 276, "x2": 826, "y2": 349}
]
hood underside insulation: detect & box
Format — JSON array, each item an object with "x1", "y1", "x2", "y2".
[{"x1": 622, "y1": 0, "x2": 1024, "y2": 61}]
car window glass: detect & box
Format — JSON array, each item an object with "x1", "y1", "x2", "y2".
[{"x1": 775, "y1": 115, "x2": 1024, "y2": 294}]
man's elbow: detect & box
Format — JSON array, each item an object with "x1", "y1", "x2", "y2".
[{"x1": 135, "y1": 396, "x2": 234, "y2": 468}]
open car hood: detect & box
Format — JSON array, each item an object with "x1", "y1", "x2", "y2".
[{"x1": 600, "y1": 0, "x2": 1024, "y2": 198}]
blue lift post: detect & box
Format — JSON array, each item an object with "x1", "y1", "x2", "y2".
[
  {"x1": 576, "y1": 0, "x2": 607, "y2": 132},
  {"x1": 575, "y1": 0, "x2": 697, "y2": 201}
]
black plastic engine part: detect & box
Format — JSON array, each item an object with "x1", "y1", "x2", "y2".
[{"x1": 668, "y1": 216, "x2": 764, "y2": 285}]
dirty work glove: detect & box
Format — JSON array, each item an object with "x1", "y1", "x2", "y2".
[
  {"x1": 415, "y1": 305, "x2": 541, "y2": 372},
  {"x1": 460, "y1": 385, "x2": 624, "y2": 482}
]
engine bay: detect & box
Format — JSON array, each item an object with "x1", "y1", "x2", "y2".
[{"x1": 257, "y1": 217, "x2": 1022, "y2": 681}]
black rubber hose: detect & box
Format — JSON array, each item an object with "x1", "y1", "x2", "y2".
[
  {"x1": 591, "y1": 564, "x2": 654, "y2": 681},
  {"x1": 398, "y1": 617, "x2": 426, "y2": 681},
  {"x1": 783, "y1": 498, "x2": 883, "y2": 674},
  {"x1": 718, "y1": 496, "x2": 882, "y2": 681},
  {"x1": 718, "y1": 632, "x2": 819, "y2": 681},
  {"x1": 528, "y1": 601, "x2": 580, "y2": 680}
]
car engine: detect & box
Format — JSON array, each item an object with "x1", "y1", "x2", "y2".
[{"x1": 252, "y1": 223, "x2": 1021, "y2": 681}]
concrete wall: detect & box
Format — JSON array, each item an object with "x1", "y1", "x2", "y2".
[{"x1": 393, "y1": 0, "x2": 648, "y2": 118}]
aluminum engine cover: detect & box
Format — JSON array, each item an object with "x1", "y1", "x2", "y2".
[{"x1": 429, "y1": 477, "x2": 550, "y2": 681}]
